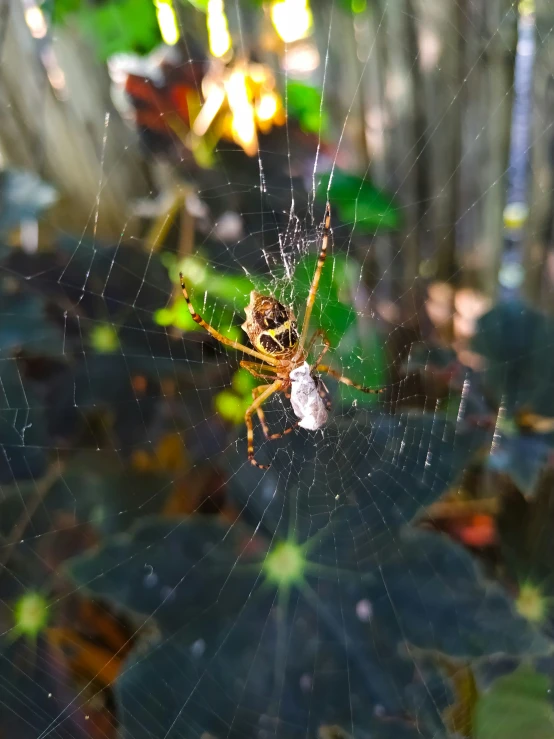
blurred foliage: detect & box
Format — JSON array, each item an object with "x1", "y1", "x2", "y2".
[
  {"x1": 46, "y1": 0, "x2": 162, "y2": 58},
  {"x1": 214, "y1": 368, "x2": 257, "y2": 424},
  {"x1": 497, "y1": 468, "x2": 554, "y2": 631},
  {"x1": 408, "y1": 302, "x2": 554, "y2": 496},
  {"x1": 287, "y1": 80, "x2": 330, "y2": 135},
  {"x1": 474, "y1": 665, "x2": 554, "y2": 739},
  {"x1": 0, "y1": 169, "x2": 57, "y2": 238},
  {"x1": 42, "y1": 0, "x2": 81, "y2": 22},
  {"x1": 181, "y1": 0, "x2": 209, "y2": 10},
  {"x1": 317, "y1": 170, "x2": 402, "y2": 232},
  {"x1": 12, "y1": 591, "x2": 50, "y2": 640},
  {"x1": 472, "y1": 300, "x2": 554, "y2": 416},
  {"x1": 155, "y1": 253, "x2": 257, "y2": 340},
  {"x1": 471, "y1": 302, "x2": 554, "y2": 493}
]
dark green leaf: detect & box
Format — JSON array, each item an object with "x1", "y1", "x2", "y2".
[
  {"x1": 488, "y1": 427, "x2": 552, "y2": 495},
  {"x1": 0, "y1": 289, "x2": 63, "y2": 357},
  {"x1": 365, "y1": 530, "x2": 550, "y2": 659},
  {"x1": 117, "y1": 621, "x2": 439, "y2": 739},
  {"x1": 472, "y1": 301, "x2": 554, "y2": 416},
  {"x1": 69, "y1": 516, "x2": 445, "y2": 738},
  {"x1": 0, "y1": 170, "x2": 56, "y2": 237},
  {"x1": 0, "y1": 638, "x2": 84, "y2": 739},
  {"x1": 472, "y1": 301, "x2": 554, "y2": 491},
  {"x1": 225, "y1": 411, "x2": 488, "y2": 555},
  {"x1": 46, "y1": 451, "x2": 173, "y2": 534},
  {"x1": 497, "y1": 469, "x2": 554, "y2": 592},
  {"x1": 0, "y1": 362, "x2": 47, "y2": 482},
  {"x1": 67, "y1": 516, "x2": 261, "y2": 635}
]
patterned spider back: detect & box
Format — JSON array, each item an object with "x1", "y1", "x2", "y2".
[{"x1": 242, "y1": 291, "x2": 299, "y2": 358}]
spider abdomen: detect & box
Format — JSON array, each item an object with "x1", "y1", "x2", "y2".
[
  {"x1": 258, "y1": 322, "x2": 298, "y2": 354},
  {"x1": 242, "y1": 291, "x2": 299, "y2": 357},
  {"x1": 289, "y1": 362, "x2": 328, "y2": 431}
]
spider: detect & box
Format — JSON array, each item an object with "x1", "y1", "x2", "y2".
[{"x1": 179, "y1": 202, "x2": 384, "y2": 468}]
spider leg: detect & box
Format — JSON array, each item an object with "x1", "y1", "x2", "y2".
[
  {"x1": 245, "y1": 380, "x2": 283, "y2": 469},
  {"x1": 240, "y1": 360, "x2": 279, "y2": 381},
  {"x1": 315, "y1": 377, "x2": 332, "y2": 410},
  {"x1": 252, "y1": 386, "x2": 298, "y2": 441},
  {"x1": 307, "y1": 328, "x2": 331, "y2": 367},
  {"x1": 298, "y1": 202, "x2": 331, "y2": 351},
  {"x1": 316, "y1": 365, "x2": 384, "y2": 395},
  {"x1": 306, "y1": 330, "x2": 331, "y2": 408},
  {"x1": 179, "y1": 273, "x2": 277, "y2": 364},
  {"x1": 305, "y1": 328, "x2": 324, "y2": 355}
]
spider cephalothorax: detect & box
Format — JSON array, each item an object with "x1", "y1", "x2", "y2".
[
  {"x1": 179, "y1": 202, "x2": 384, "y2": 469},
  {"x1": 242, "y1": 292, "x2": 299, "y2": 357}
]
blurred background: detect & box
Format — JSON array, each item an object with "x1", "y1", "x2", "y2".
[{"x1": 3, "y1": 1, "x2": 554, "y2": 738}]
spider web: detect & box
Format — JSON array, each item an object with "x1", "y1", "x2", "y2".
[{"x1": 1, "y1": 1, "x2": 553, "y2": 739}]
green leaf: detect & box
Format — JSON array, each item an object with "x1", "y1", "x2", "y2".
[
  {"x1": 179, "y1": 0, "x2": 208, "y2": 10},
  {"x1": 214, "y1": 368, "x2": 258, "y2": 425},
  {"x1": 232, "y1": 367, "x2": 257, "y2": 396},
  {"x1": 335, "y1": 338, "x2": 386, "y2": 405},
  {"x1": 291, "y1": 252, "x2": 386, "y2": 401},
  {"x1": 42, "y1": 0, "x2": 82, "y2": 24},
  {"x1": 157, "y1": 255, "x2": 260, "y2": 342},
  {"x1": 170, "y1": 295, "x2": 241, "y2": 342},
  {"x1": 90, "y1": 323, "x2": 119, "y2": 353},
  {"x1": 214, "y1": 389, "x2": 248, "y2": 424},
  {"x1": 317, "y1": 170, "x2": 401, "y2": 232},
  {"x1": 13, "y1": 592, "x2": 50, "y2": 639},
  {"x1": 291, "y1": 253, "x2": 356, "y2": 347},
  {"x1": 215, "y1": 368, "x2": 261, "y2": 424},
  {"x1": 286, "y1": 81, "x2": 329, "y2": 135},
  {"x1": 474, "y1": 665, "x2": 554, "y2": 739},
  {"x1": 177, "y1": 255, "x2": 258, "y2": 305},
  {"x1": 336, "y1": 0, "x2": 369, "y2": 11},
  {"x1": 73, "y1": 0, "x2": 162, "y2": 60}
]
